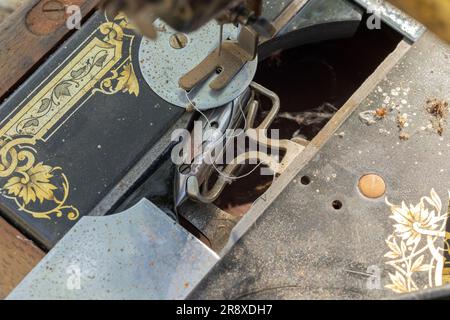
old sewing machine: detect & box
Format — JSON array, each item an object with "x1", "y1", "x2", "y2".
[{"x1": 1, "y1": 0, "x2": 450, "y2": 299}]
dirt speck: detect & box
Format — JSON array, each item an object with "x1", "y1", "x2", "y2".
[
  {"x1": 375, "y1": 107, "x2": 388, "y2": 118},
  {"x1": 399, "y1": 132, "x2": 410, "y2": 141},
  {"x1": 396, "y1": 113, "x2": 408, "y2": 129},
  {"x1": 426, "y1": 99, "x2": 449, "y2": 136}
]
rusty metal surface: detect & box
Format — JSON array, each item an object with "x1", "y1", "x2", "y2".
[{"x1": 189, "y1": 32, "x2": 450, "y2": 299}]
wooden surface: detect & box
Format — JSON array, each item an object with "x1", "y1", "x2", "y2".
[
  {"x1": 0, "y1": 0, "x2": 99, "y2": 100},
  {"x1": 0, "y1": 217, "x2": 44, "y2": 299}
]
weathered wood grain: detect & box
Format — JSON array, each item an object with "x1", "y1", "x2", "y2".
[
  {"x1": 0, "y1": 0, "x2": 99, "y2": 100},
  {"x1": 0, "y1": 217, "x2": 44, "y2": 299}
]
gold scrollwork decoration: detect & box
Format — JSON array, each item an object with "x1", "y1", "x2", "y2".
[
  {"x1": 0, "y1": 13, "x2": 139, "y2": 221},
  {"x1": 0, "y1": 137, "x2": 79, "y2": 220},
  {"x1": 94, "y1": 62, "x2": 139, "y2": 96},
  {"x1": 96, "y1": 14, "x2": 139, "y2": 96}
]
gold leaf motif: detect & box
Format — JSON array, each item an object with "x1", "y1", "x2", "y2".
[
  {"x1": 0, "y1": 138, "x2": 79, "y2": 221},
  {"x1": 54, "y1": 81, "x2": 72, "y2": 99},
  {"x1": 4, "y1": 162, "x2": 57, "y2": 205},
  {"x1": 94, "y1": 52, "x2": 108, "y2": 67},
  {"x1": 37, "y1": 98, "x2": 51, "y2": 113},
  {"x1": 70, "y1": 66, "x2": 87, "y2": 79},
  {"x1": 116, "y1": 63, "x2": 139, "y2": 96},
  {"x1": 114, "y1": 12, "x2": 136, "y2": 31},
  {"x1": 22, "y1": 118, "x2": 39, "y2": 130}
]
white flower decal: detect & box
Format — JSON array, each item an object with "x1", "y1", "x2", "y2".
[
  {"x1": 385, "y1": 189, "x2": 448, "y2": 293},
  {"x1": 389, "y1": 200, "x2": 440, "y2": 246}
]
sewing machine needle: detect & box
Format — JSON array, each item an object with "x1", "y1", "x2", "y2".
[{"x1": 219, "y1": 23, "x2": 223, "y2": 56}]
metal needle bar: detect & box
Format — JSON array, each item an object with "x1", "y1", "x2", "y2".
[{"x1": 218, "y1": 23, "x2": 224, "y2": 56}]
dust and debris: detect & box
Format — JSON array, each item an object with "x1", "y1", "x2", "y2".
[
  {"x1": 186, "y1": 103, "x2": 195, "y2": 113},
  {"x1": 365, "y1": 86, "x2": 445, "y2": 141},
  {"x1": 426, "y1": 99, "x2": 449, "y2": 136},
  {"x1": 395, "y1": 112, "x2": 411, "y2": 141},
  {"x1": 359, "y1": 111, "x2": 378, "y2": 125},
  {"x1": 155, "y1": 25, "x2": 167, "y2": 32},
  {"x1": 391, "y1": 88, "x2": 401, "y2": 96},
  {"x1": 359, "y1": 107, "x2": 389, "y2": 125},
  {"x1": 277, "y1": 103, "x2": 338, "y2": 140},
  {"x1": 278, "y1": 103, "x2": 338, "y2": 128},
  {"x1": 399, "y1": 132, "x2": 410, "y2": 141},
  {"x1": 335, "y1": 131, "x2": 345, "y2": 138},
  {"x1": 375, "y1": 107, "x2": 388, "y2": 119},
  {"x1": 371, "y1": 97, "x2": 449, "y2": 140},
  {"x1": 396, "y1": 113, "x2": 408, "y2": 129}
]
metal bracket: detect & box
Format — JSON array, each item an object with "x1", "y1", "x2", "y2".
[{"x1": 179, "y1": 26, "x2": 259, "y2": 91}]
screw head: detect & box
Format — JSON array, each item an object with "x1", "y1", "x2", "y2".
[
  {"x1": 169, "y1": 33, "x2": 188, "y2": 49},
  {"x1": 359, "y1": 174, "x2": 386, "y2": 199},
  {"x1": 42, "y1": 0, "x2": 65, "y2": 21}
]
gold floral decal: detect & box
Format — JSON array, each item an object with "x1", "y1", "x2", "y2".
[
  {"x1": 94, "y1": 14, "x2": 139, "y2": 97},
  {"x1": 0, "y1": 137, "x2": 79, "y2": 220},
  {"x1": 0, "y1": 14, "x2": 139, "y2": 220},
  {"x1": 384, "y1": 189, "x2": 448, "y2": 293},
  {"x1": 95, "y1": 62, "x2": 139, "y2": 96}
]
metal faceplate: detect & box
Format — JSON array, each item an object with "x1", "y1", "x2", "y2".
[
  {"x1": 8, "y1": 199, "x2": 219, "y2": 300},
  {"x1": 139, "y1": 20, "x2": 258, "y2": 110}
]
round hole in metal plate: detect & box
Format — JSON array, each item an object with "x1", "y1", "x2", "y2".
[
  {"x1": 300, "y1": 176, "x2": 311, "y2": 185},
  {"x1": 332, "y1": 200, "x2": 343, "y2": 210}
]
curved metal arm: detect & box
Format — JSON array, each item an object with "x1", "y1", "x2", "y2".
[{"x1": 187, "y1": 82, "x2": 306, "y2": 204}]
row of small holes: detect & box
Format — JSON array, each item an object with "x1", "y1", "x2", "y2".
[{"x1": 300, "y1": 175, "x2": 343, "y2": 211}]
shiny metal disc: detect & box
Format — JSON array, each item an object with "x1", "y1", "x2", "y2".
[{"x1": 138, "y1": 20, "x2": 258, "y2": 110}]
